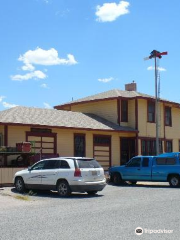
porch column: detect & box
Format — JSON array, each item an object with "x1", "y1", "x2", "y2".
[{"x1": 4, "y1": 125, "x2": 8, "y2": 166}]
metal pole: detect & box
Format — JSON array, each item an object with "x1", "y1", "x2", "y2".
[{"x1": 155, "y1": 56, "x2": 159, "y2": 155}]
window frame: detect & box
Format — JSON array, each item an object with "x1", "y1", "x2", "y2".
[
  {"x1": 0, "y1": 133, "x2": 3, "y2": 147},
  {"x1": 165, "y1": 140, "x2": 173, "y2": 153},
  {"x1": 74, "y1": 133, "x2": 86, "y2": 157},
  {"x1": 147, "y1": 100, "x2": 155, "y2": 123},
  {"x1": 121, "y1": 99, "x2": 128, "y2": 122},
  {"x1": 165, "y1": 106, "x2": 172, "y2": 127}
]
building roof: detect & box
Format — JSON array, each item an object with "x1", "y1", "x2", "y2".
[
  {"x1": 54, "y1": 88, "x2": 179, "y2": 108},
  {"x1": 0, "y1": 106, "x2": 137, "y2": 133}
]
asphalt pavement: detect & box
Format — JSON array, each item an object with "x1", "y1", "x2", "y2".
[{"x1": 0, "y1": 182, "x2": 180, "y2": 240}]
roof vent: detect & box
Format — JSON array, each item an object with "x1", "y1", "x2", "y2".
[{"x1": 125, "y1": 81, "x2": 137, "y2": 91}]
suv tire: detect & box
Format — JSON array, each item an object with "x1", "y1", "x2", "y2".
[
  {"x1": 15, "y1": 177, "x2": 25, "y2": 193},
  {"x1": 57, "y1": 180, "x2": 71, "y2": 197},
  {"x1": 169, "y1": 175, "x2": 180, "y2": 187}
]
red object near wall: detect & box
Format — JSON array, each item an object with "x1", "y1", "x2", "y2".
[{"x1": 16, "y1": 142, "x2": 31, "y2": 152}]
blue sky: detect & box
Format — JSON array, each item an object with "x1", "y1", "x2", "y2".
[{"x1": 0, "y1": 0, "x2": 180, "y2": 110}]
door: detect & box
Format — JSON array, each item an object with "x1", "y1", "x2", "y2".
[
  {"x1": 93, "y1": 135, "x2": 111, "y2": 170},
  {"x1": 120, "y1": 138, "x2": 136, "y2": 165},
  {"x1": 122, "y1": 157, "x2": 141, "y2": 180},
  {"x1": 26, "y1": 160, "x2": 46, "y2": 186},
  {"x1": 41, "y1": 160, "x2": 59, "y2": 187}
]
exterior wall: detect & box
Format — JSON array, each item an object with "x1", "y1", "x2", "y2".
[
  {"x1": 71, "y1": 100, "x2": 118, "y2": 124},
  {"x1": 138, "y1": 99, "x2": 164, "y2": 138},
  {"x1": 0, "y1": 125, "x2": 136, "y2": 183}
]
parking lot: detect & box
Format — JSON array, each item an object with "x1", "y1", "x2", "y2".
[{"x1": 0, "y1": 182, "x2": 180, "y2": 240}]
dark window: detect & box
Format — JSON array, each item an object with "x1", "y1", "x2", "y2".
[
  {"x1": 77, "y1": 159, "x2": 101, "y2": 169},
  {"x1": 148, "y1": 101, "x2": 155, "y2": 122},
  {"x1": 165, "y1": 107, "x2": 172, "y2": 126},
  {"x1": 156, "y1": 158, "x2": 176, "y2": 165},
  {"x1": 44, "y1": 160, "x2": 58, "y2": 169},
  {"x1": 141, "y1": 139, "x2": 163, "y2": 156},
  {"x1": 60, "y1": 160, "x2": 70, "y2": 169},
  {"x1": 127, "y1": 158, "x2": 141, "y2": 167},
  {"x1": 121, "y1": 100, "x2": 128, "y2": 122},
  {"x1": 165, "y1": 140, "x2": 173, "y2": 153},
  {"x1": 31, "y1": 161, "x2": 46, "y2": 170},
  {"x1": 142, "y1": 158, "x2": 149, "y2": 167},
  {"x1": 0, "y1": 134, "x2": 2, "y2": 146},
  {"x1": 74, "y1": 135, "x2": 85, "y2": 157}
]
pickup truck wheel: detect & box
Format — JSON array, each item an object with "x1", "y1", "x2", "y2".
[
  {"x1": 169, "y1": 175, "x2": 180, "y2": 187},
  {"x1": 113, "y1": 173, "x2": 123, "y2": 185}
]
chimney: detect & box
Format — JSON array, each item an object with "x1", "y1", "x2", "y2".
[{"x1": 125, "y1": 81, "x2": 137, "y2": 91}]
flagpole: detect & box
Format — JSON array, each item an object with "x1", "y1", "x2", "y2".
[{"x1": 155, "y1": 56, "x2": 159, "y2": 155}]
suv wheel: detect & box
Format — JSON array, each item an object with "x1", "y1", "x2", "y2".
[
  {"x1": 15, "y1": 177, "x2": 25, "y2": 193},
  {"x1": 169, "y1": 175, "x2": 180, "y2": 187},
  {"x1": 57, "y1": 181, "x2": 71, "y2": 197}
]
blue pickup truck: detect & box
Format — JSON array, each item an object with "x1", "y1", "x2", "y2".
[{"x1": 109, "y1": 152, "x2": 180, "y2": 187}]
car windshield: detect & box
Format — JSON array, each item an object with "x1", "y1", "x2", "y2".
[{"x1": 77, "y1": 159, "x2": 101, "y2": 169}]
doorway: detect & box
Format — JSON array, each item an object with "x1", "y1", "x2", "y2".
[{"x1": 120, "y1": 138, "x2": 136, "y2": 165}]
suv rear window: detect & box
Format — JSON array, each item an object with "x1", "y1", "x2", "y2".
[{"x1": 77, "y1": 159, "x2": 101, "y2": 169}]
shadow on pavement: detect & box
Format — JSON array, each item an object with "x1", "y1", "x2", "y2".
[{"x1": 11, "y1": 187, "x2": 104, "y2": 199}]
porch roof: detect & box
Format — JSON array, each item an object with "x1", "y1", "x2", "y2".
[{"x1": 0, "y1": 106, "x2": 137, "y2": 133}]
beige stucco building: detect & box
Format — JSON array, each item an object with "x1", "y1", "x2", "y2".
[{"x1": 0, "y1": 83, "x2": 180, "y2": 184}]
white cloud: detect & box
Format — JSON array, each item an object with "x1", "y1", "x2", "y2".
[
  {"x1": 18, "y1": 47, "x2": 78, "y2": 71},
  {"x1": 98, "y1": 77, "x2": 114, "y2": 83},
  {"x1": 96, "y1": 1, "x2": 130, "y2": 22},
  {"x1": 0, "y1": 96, "x2": 5, "y2": 102},
  {"x1": 41, "y1": 83, "x2": 49, "y2": 88},
  {"x1": 2, "y1": 102, "x2": 18, "y2": 108},
  {"x1": 147, "y1": 66, "x2": 166, "y2": 72},
  {"x1": 43, "y1": 102, "x2": 52, "y2": 109},
  {"x1": 11, "y1": 70, "x2": 47, "y2": 81}
]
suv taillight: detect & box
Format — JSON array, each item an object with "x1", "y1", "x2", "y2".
[{"x1": 74, "y1": 168, "x2": 81, "y2": 177}]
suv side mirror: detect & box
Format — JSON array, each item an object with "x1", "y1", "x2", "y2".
[{"x1": 28, "y1": 166, "x2": 32, "y2": 171}]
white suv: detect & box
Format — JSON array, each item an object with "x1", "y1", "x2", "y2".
[{"x1": 14, "y1": 157, "x2": 106, "y2": 197}]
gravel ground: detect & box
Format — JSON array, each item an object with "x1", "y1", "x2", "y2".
[{"x1": 0, "y1": 182, "x2": 180, "y2": 240}]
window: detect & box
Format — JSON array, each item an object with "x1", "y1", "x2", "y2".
[
  {"x1": 165, "y1": 140, "x2": 173, "y2": 153},
  {"x1": 121, "y1": 100, "x2": 128, "y2": 122},
  {"x1": 127, "y1": 158, "x2": 141, "y2": 167},
  {"x1": 165, "y1": 107, "x2": 172, "y2": 126},
  {"x1": 77, "y1": 159, "x2": 101, "y2": 169},
  {"x1": 60, "y1": 160, "x2": 70, "y2": 169},
  {"x1": 74, "y1": 134, "x2": 85, "y2": 157},
  {"x1": 44, "y1": 160, "x2": 58, "y2": 169},
  {"x1": 142, "y1": 158, "x2": 149, "y2": 167},
  {"x1": 0, "y1": 133, "x2": 3, "y2": 146},
  {"x1": 147, "y1": 101, "x2": 155, "y2": 122},
  {"x1": 31, "y1": 161, "x2": 46, "y2": 170},
  {"x1": 156, "y1": 158, "x2": 176, "y2": 165},
  {"x1": 141, "y1": 139, "x2": 163, "y2": 156},
  {"x1": 31, "y1": 128, "x2": 52, "y2": 133},
  {"x1": 94, "y1": 136, "x2": 111, "y2": 145}
]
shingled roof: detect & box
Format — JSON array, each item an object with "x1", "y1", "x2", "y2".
[
  {"x1": 54, "y1": 89, "x2": 179, "y2": 108},
  {"x1": 0, "y1": 106, "x2": 137, "y2": 133}
]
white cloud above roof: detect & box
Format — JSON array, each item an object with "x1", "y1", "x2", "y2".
[
  {"x1": 11, "y1": 70, "x2": 47, "y2": 81},
  {"x1": 43, "y1": 102, "x2": 52, "y2": 109},
  {"x1": 41, "y1": 83, "x2": 49, "y2": 88},
  {"x1": 98, "y1": 77, "x2": 114, "y2": 83},
  {"x1": 95, "y1": 1, "x2": 130, "y2": 22},
  {"x1": 147, "y1": 66, "x2": 166, "y2": 71},
  {"x1": 0, "y1": 96, "x2": 5, "y2": 102},
  {"x1": 2, "y1": 102, "x2": 18, "y2": 108},
  {"x1": 19, "y1": 47, "x2": 78, "y2": 71}
]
